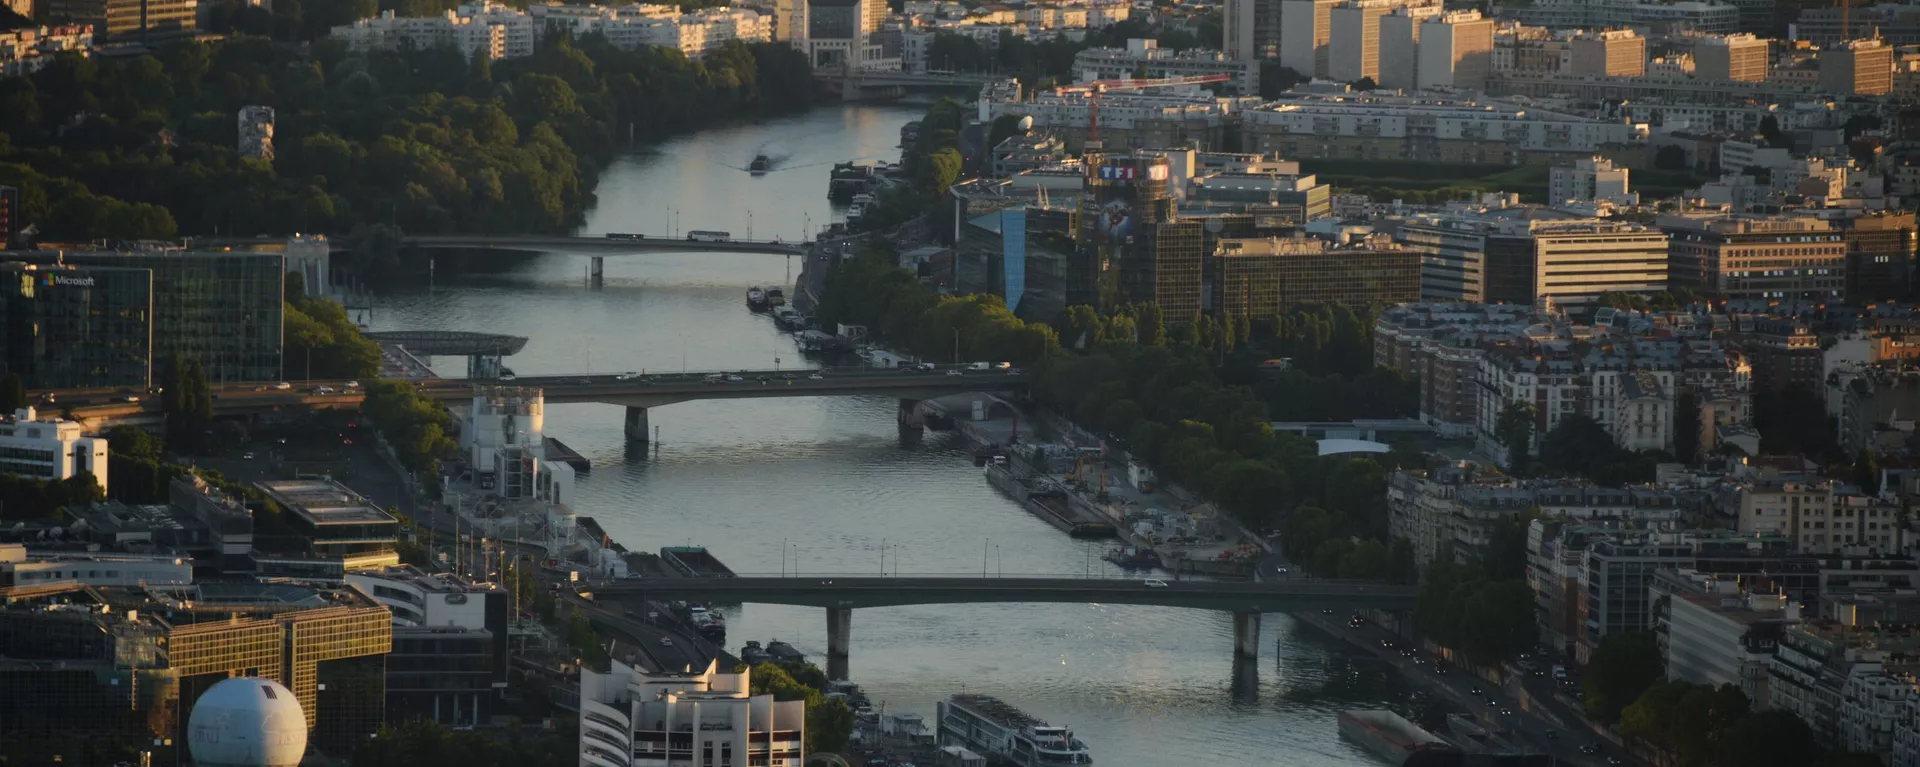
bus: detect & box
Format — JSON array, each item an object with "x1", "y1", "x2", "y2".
[{"x1": 686, "y1": 230, "x2": 732, "y2": 243}]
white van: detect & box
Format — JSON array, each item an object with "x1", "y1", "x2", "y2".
[
  {"x1": 704, "y1": 373, "x2": 725, "y2": 384},
  {"x1": 967, "y1": 362, "x2": 991, "y2": 371}
]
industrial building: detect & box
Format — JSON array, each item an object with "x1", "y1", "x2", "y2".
[{"x1": 254, "y1": 478, "x2": 402, "y2": 577}]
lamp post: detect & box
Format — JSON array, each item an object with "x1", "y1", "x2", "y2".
[{"x1": 982, "y1": 538, "x2": 989, "y2": 578}]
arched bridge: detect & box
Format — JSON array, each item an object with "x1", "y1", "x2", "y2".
[
  {"x1": 588, "y1": 575, "x2": 1415, "y2": 678},
  {"x1": 396, "y1": 234, "x2": 806, "y2": 256},
  {"x1": 365, "y1": 331, "x2": 528, "y2": 356}
]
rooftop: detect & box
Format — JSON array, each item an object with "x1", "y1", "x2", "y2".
[{"x1": 256, "y1": 479, "x2": 398, "y2": 526}]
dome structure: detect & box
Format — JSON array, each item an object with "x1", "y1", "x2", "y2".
[{"x1": 187, "y1": 678, "x2": 308, "y2": 767}]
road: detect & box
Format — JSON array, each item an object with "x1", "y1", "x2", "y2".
[{"x1": 585, "y1": 574, "x2": 1419, "y2": 611}]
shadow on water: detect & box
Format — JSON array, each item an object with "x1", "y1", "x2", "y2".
[{"x1": 1231, "y1": 654, "x2": 1260, "y2": 706}]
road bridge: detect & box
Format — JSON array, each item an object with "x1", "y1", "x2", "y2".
[
  {"x1": 57, "y1": 367, "x2": 1030, "y2": 441},
  {"x1": 365, "y1": 330, "x2": 528, "y2": 378},
  {"x1": 390, "y1": 235, "x2": 806, "y2": 285},
  {"x1": 812, "y1": 69, "x2": 996, "y2": 101},
  {"x1": 588, "y1": 575, "x2": 1416, "y2": 678}
]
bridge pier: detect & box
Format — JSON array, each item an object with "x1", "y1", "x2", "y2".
[
  {"x1": 1233, "y1": 610, "x2": 1262, "y2": 662},
  {"x1": 589, "y1": 256, "x2": 605, "y2": 287},
  {"x1": 826, "y1": 607, "x2": 852, "y2": 681},
  {"x1": 897, "y1": 398, "x2": 923, "y2": 429},
  {"x1": 624, "y1": 406, "x2": 650, "y2": 443}
]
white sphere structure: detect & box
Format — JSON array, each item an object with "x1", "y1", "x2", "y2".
[{"x1": 187, "y1": 678, "x2": 308, "y2": 767}]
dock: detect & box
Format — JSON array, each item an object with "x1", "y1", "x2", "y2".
[{"x1": 543, "y1": 436, "x2": 591, "y2": 473}]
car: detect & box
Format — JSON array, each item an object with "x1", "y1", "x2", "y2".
[
  {"x1": 994, "y1": 362, "x2": 1012, "y2": 370},
  {"x1": 1499, "y1": 708, "x2": 1514, "y2": 716},
  {"x1": 914, "y1": 362, "x2": 936, "y2": 371},
  {"x1": 1606, "y1": 758, "x2": 1623, "y2": 766},
  {"x1": 726, "y1": 375, "x2": 744, "y2": 382},
  {"x1": 1579, "y1": 745, "x2": 1599, "y2": 755},
  {"x1": 123, "y1": 395, "x2": 140, "y2": 402},
  {"x1": 1142, "y1": 578, "x2": 1169, "y2": 588},
  {"x1": 616, "y1": 371, "x2": 640, "y2": 380},
  {"x1": 251, "y1": 385, "x2": 266, "y2": 392},
  {"x1": 660, "y1": 637, "x2": 674, "y2": 647},
  {"x1": 273, "y1": 382, "x2": 292, "y2": 390},
  {"x1": 1276, "y1": 567, "x2": 1290, "y2": 574},
  {"x1": 343, "y1": 380, "x2": 360, "y2": 389},
  {"x1": 500, "y1": 373, "x2": 517, "y2": 381},
  {"x1": 946, "y1": 369, "x2": 963, "y2": 376},
  {"x1": 243, "y1": 452, "x2": 255, "y2": 460},
  {"x1": 1320, "y1": 608, "x2": 1333, "y2": 614},
  {"x1": 1469, "y1": 687, "x2": 1483, "y2": 696},
  {"x1": 808, "y1": 374, "x2": 824, "y2": 380},
  {"x1": 313, "y1": 386, "x2": 335, "y2": 394}
]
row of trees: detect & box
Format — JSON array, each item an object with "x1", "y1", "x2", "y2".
[
  {"x1": 363, "y1": 379, "x2": 458, "y2": 475},
  {"x1": 286, "y1": 273, "x2": 383, "y2": 379},
  {"x1": 814, "y1": 246, "x2": 1061, "y2": 366},
  {"x1": 0, "y1": 31, "x2": 813, "y2": 272},
  {"x1": 745, "y1": 662, "x2": 856, "y2": 756}
]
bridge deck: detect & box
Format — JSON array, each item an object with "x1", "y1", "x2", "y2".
[{"x1": 586, "y1": 576, "x2": 1416, "y2": 612}]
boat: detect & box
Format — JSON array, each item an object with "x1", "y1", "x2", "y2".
[
  {"x1": 1104, "y1": 547, "x2": 1162, "y2": 570},
  {"x1": 750, "y1": 154, "x2": 770, "y2": 174},
  {"x1": 850, "y1": 192, "x2": 877, "y2": 207},
  {"x1": 829, "y1": 161, "x2": 875, "y2": 201},
  {"x1": 765, "y1": 639, "x2": 807, "y2": 666},
  {"x1": 1337, "y1": 710, "x2": 1463, "y2": 767},
  {"x1": 766, "y1": 287, "x2": 786, "y2": 308},
  {"x1": 937, "y1": 694, "x2": 1092, "y2": 766},
  {"x1": 740, "y1": 640, "x2": 770, "y2": 666},
  {"x1": 747, "y1": 286, "x2": 769, "y2": 311},
  {"x1": 848, "y1": 203, "x2": 867, "y2": 220}
]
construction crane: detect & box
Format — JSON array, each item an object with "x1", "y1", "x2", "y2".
[{"x1": 1055, "y1": 73, "x2": 1234, "y2": 146}]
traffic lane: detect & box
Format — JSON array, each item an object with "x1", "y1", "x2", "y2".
[
  {"x1": 569, "y1": 596, "x2": 710, "y2": 672},
  {"x1": 1334, "y1": 618, "x2": 1599, "y2": 766}
]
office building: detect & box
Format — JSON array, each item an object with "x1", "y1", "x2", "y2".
[
  {"x1": 1079, "y1": 153, "x2": 1208, "y2": 318},
  {"x1": 43, "y1": 0, "x2": 196, "y2": 41},
  {"x1": 1548, "y1": 156, "x2": 1636, "y2": 206},
  {"x1": 168, "y1": 474, "x2": 256, "y2": 572},
  {"x1": 3, "y1": 249, "x2": 283, "y2": 383},
  {"x1": 0, "y1": 543, "x2": 189, "y2": 589},
  {"x1": 1397, "y1": 215, "x2": 1667, "y2": 307},
  {"x1": 579, "y1": 658, "x2": 807, "y2": 767},
  {"x1": 1660, "y1": 214, "x2": 1845, "y2": 302},
  {"x1": 0, "y1": 581, "x2": 391, "y2": 765},
  {"x1": 1210, "y1": 235, "x2": 1420, "y2": 320},
  {"x1": 1569, "y1": 29, "x2": 1645, "y2": 77},
  {"x1": 1415, "y1": 10, "x2": 1492, "y2": 90},
  {"x1": 1279, "y1": 0, "x2": 1340, "y2": 78},
  {"x1": 1729, "y1": 315, "x2": 1820, "y2": 394},
  {"x1": 1223, "y1": 0, "x2": 1283, "y2": 62},
  {"x1": 346, "y1": 566, "x2": 510, "y2": 728},
  {"x1": 0, "y1": 263, "x2": 154, "y2": 390},
  {"x1": 1694, "y1": 33, "x2": 1769, "y2": 81},
  {"x1": 0, "y1": 406, "x2": 107, "y2": 493},
  {"x1": 1328, "y1": 0, "x2": 1392, "y2": 83},
  {"x1": 1833, "y1": 211, "x2": 1918, "y2": 304},
  {"x1": 1729, "y1": 479, "x2": 1905, "y2": 557},
  {"x1": 254, "y1": 478, "x2": 401, "y2": 577},
  {"x1": 1654, "y1": 569, "x2": 1799, "y2": 705},
  {"x1": 1821, "y1": 39, "x2": 1894, "y2": 96}
]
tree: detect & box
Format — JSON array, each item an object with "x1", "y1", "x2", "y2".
[
  {"x1": 1674, "y1": 389, "x2": 1699, "y2": 464},
  {"x1": 1353, "y1": 76, "x2": 1378, "y2": 91},
  {"x1": 106, "y1": 425, "x2": 161, "y2": 461},
  {"x1": 1654, "y1": 144, "x2": 1689, "y2": 171},
  {"x1": 162, "y1": 359, "x2": 214, "y2": 454},
  {"x1": 1584, "y1": 632, "x2": 1664, "y2": 725},
  {"x1": 0, "y1": 372, "x2": 23, "y2": 413},
  {"x1": 1720, "y1": 710, "x2": 1821, "y2": 767},
  {"x1": 1758, "y1": 115, "x2": 1787, "y2": 148},
  {"x1": 1493, "y1": 402, "x2": 1535, "y2": 475},
  {"x1": 1856, "y1": 448, "x2": 1881, "y2": 495},
  {"x1": 1257, "y1": 61, "x2": 1307, "y2": 99}
]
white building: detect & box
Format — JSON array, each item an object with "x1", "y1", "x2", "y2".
[
  {"x1": 1658, "y1": 572, "x2": 1798, "y2": 705},
  {"x1": 1072, "y1": 38, "x2": 1258, "y2": 94},
  {"x1": 1278, "y1": 0, "x2": 1339, "y2": 78},
  {"x1": 579, "y1": 659, "x2": 807, "y2": 767},
  {"x1": 0, "y1": 407, "x2": 107, "y2": 495},
  {"x1": 333, "y1": 2, "x2": 767, "y2": 60},
  {"x1": 1377, "y1": 6, "x2": 1439, "y2": 90},
  {"x1": 1328, "y1": 0, "x2": 1394, "y2": 83},
  {"x1": 461, "y1": 387, "x2": 575, "y2": 506},
  {"x1": 1238, "y1": 93, "x2": 1646, "y2": 161},
  {"x1": 1611, "y1": 370, "x2": 1672, "y2": 452},
  {"x1": 0, "y1": 25, "x2": 93, "y2": 79},
  {"x1": 1415, "y1": 10, "x2": 1492, "y2": 90},
  {"x1": 1549, "y1": 155, "x2": 1636, "y2": 206},
  {"x1": 332, "y1": 10, "x2": 511, "y2": 60},
  {"x1": 0, "y1": 543, "x2": 191, "y2": 588}
]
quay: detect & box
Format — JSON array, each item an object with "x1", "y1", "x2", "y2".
[{"x1": 542, "y1": 436, "x2": 591, "y2": 473}]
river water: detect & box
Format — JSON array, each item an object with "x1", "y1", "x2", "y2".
[{"x1": 368, "y1": 104, "x2": 1413, "y2": 766}]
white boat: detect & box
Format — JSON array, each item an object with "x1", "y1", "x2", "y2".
[
  {"x1": 851, "y1": 192, "x2": 877, "y2": 206},
  {"x1": 937, "y1": 694, "x2": 1091, "y2": 765}
]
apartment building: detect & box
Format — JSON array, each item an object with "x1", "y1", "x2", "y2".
[
  {"x1": 579, "y1": 659, "x2": 806, "y2": 767},
  {"x1": 1733, "y1": 479, "x2": 1903, "y2": 556},
  {"x1": 1222, "y1": 0, "x2": 1283, "y2": 62},
  {"x1": 1730, "y1": 315, "x2": 1821, "y2": 394},
  {"x1": 1373, "y1": 303, "x2": 1538, "y2": 435},
  {"x1": 1821, "y1": 39, "x2": 1894, "y2": 96},
  {"x1": 1238, "y1": 93, "x2": 1645, "y2": 165},
  {"x1": 1278, "y1": 0, "x2": 1341, "y2": 78},
  {"x1": 0, "y1": 25, "x2": 93, "y2": 79},
  {"x1": 1570, "y1": 29, "x2": 1646, "y2": 77},
  {"x1": 1548, "y1": 156, "x2": 1636, "y2": 206},
  {"x1": 1396, "y1": 213, "x2": 1667, "y2": 307},
  {"x1": 1327, "y1": 0, "x2": 1393, "y2": 82},
  {"x1": 44, "y1": 0, "x2": 194, "y2": 41},
  {"x1": 1660, "y1": 214, "x2": 1846, "y2": 302},
  {"x1": 1694, "y1": 33, "x2": 1769, "y2": 81},
  {"x1": 1654, "y1": 569, "x2": 1799, "y2": 705},
  {"x1": 1415, "y1": 10, "x2": 1493, "y2": 90},
  {"x1": 1072, "y1": 39, "x2": 1257, "y2": 95}
]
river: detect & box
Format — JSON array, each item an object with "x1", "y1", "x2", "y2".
[{"x1": 367, "y1": 103, "x2": 1416, "y2": 766}]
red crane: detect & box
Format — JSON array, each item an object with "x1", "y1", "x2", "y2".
[{"x1": 1054, "y1": 73, "x2": 1234, "y2": 145}]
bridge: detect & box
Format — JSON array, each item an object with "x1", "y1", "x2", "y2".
[
  {"x1": 55, "y1": 367, "x2": 1030, "y2": 441},
  {"x1": 812, "y1": 69, "x2": 996, "y2": 101},
  {"x1": 364, "y1": 331, "x2": 528, "y2": 357},
  {"x1": 588, "y1": 575, "x2": 1417, "y2": 678},
  {"x1": 392, "y1": 234, "x2": 806, "y2": 257}
]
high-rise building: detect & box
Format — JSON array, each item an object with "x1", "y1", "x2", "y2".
[
  {"x1": 43, "y1": 0, "x2": 197, "y2": 41},
  {"x1": 0, "y1": 581, "x2": 391, "y2": 765},
  {"x1": 1820, "y1": 39, "x2": 1894, "y2": 96},
  {"x1": 1278, "y1": 0, "x2": 1340, "y2": 78},
  {"x1": 345, "y1": 566, "x2": 510, "y2": 729},
  {"x1": 1328, "y1": 1, "x2": 1393, "y2": 82},
  {"x1": 1415, "y1": 10, "x2": 1493, "y2": 90},
  {"x1": 1569, "y1": 29, "x2": 1646, "y2": 77},
  {"x1": 1659, "y1": 214, "x2": 1846, "y2": 301},
  {"x1": 1079, "y1": 153, "x2": 1205, "y2": 318},
  {"x1": 0, "y1": 262, "x2": 154, "y2": 390},
  {"x1": 3, "y1": 250, "x2": 283, "y2": 383},
  {"x1": 1694, "y1": 33, "x2": 1769, "y2": 82},
  {"x1": 1223, "y1": 0, "x2": 1283, "y2": 63},
  {"x1": 579, "y1": 659, "x2": 807, "y2": 767},
  {"x1": 1378, "y1": 6, "x2": 1439, "y2": 90}
]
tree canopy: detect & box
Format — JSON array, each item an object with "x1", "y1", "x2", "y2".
[{"x1": 1583, "y1": 632, "x2": 1665, "y2": 725}]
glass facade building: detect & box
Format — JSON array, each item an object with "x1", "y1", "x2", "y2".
[
  {"x1": 5, "y1": 250, "x2": 284, "y2": 383},
  {"x1": 0, "y1": 263, "x2": 155, "y2": 389}
]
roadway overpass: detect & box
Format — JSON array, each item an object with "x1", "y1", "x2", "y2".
[
  {"x1": 587, "y1": 575, "x2": 1416, "y2": 677},
  {"x1": 54, "y1": 367, "x2": 1031, "y2": 440}
]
